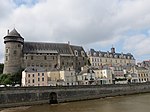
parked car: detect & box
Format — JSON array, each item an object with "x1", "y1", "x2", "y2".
[{"x1": 0, "y1": 85, "x2": 5, "y2": 87}]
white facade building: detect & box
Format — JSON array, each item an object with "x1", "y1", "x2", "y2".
[
  {"x1": 93, "y1": 68, "x2": 113, "y2": 84},
  {"x1": 77, "y1": 67, "x2": 96, "y2": 85},
  {"x1": 88, "y1": 47, "x2": 135, "y2": 68},
  {"x1": 22, "y1": 67, "x2": 48, "y2": 86},
  {"x1": 47, "y1": 67, "x2": 77, "y2": 86},
  {"x1": 129, "y1": 66, "x2": 150, "y2": 83}
]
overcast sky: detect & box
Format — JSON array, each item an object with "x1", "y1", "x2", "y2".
[{"x1": 0, "y1": 0, "x2": 150, "y2": 63}]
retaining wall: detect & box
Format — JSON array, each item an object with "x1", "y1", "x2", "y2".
[{"x1": 1, "y1": 83, "x2": 150, "y2": 108}]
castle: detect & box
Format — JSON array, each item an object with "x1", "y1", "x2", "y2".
[{"x1": 3, "y1": 28, "x2": 88, "y2": 74}]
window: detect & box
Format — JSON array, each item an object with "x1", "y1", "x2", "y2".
[
  {"x1": 38, "y1": 78, "x2": 40, "y2": 81},
  {"x1": 100, "y1": 59, "x2": 102, "y2": 62},
  {"x1": 13, "y1": 50, "x2": 17, "y2": 55},
  {"x1": 32, "y1": 74, "x2": 34, "y2": 77},
  {"x1": 92, "y1": 58, "x2": 94, "y2": 61},
  {"x1": 32, "y1": 79, "x2": 34, "y2": 83},
  {"x1": 18, "y1": 44, "x2": 21, "y2": 47},
  {"x1": 74, "y1": 50, "x2": 78, "y2": 56},
  {"x1": 28, "y1": 80, "x2": 30, "y2": 83},
  {"x1": 6, "y1": 56, "x2": 8, "y2": 61},
  {"x1": 42, "y1": 77, "x2": 44, "y2": 81},
  {"x1": 28, "y1": 74, "x2": 30, "y2": 77},
  {"x1": 38, "y1": 73, "x2": 40, "y2": 76},
  {"x1": 42, "y1": 73, "x2": 44, "y2": 76},
  {"x1": 6, "y1": 49, "x2": 8, "y2": 53},
  {"x1": 31, "y1": 56, "x2": 33, "y2": 60},
  {"x1": 44, "y1": 56, "x2": 47, "y2": 60},
  {"x1": 81, "y1": 51, "x2": 85, "y2": 57}
]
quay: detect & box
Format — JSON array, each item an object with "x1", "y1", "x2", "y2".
[{"x1": 1, "y1": 83, "x2": 150, "y2": 108}]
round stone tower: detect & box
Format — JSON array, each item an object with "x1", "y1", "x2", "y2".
[{"x1": 3, "y1": 28, "x2": 24, "y2": 74}]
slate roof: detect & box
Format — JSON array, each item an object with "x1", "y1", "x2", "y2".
[
  {"x1": 24, "y1": 67, "x2": 46, "y2": 72},
  {"x1": 70, "y1": 45, "x2": 87, "y2": 57},
  {"x1": 7, "y1": 28, "x2": 22, "y2": 37},
  {"x1": 88, "y1": 48, "x2": 135, "y2": 59},
  {"x1": 4, "y1": 28, "x2": 24, "y2": 44},
  {"x1": 135, "y1": 66, "x2": 148, "y2": 70},
  {"x1": 23, "y1": 42, "x2": 86, "y2": 56},
  {"x1": 23, "y1": 42, "x2": 72, "y2": 54}
]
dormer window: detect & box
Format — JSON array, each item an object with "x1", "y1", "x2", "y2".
[
  {"x1": 99, "y1": 53, "x2": 102, "y2": 57},
  {"x1": 110, "y1": 54, "x2": 113, "y2": 58},
  {"x1": 81, "y1": 51, "x2": 85, "y2": 57},
  {"x1": 74, "y1": 50, "x2": 78, "y2": 56},
  {"x1": 119, "y1": 55, "x2": 122, "y2": 58},
  {"x1": 115, "y1": 55, "x2": 118, "y2": 58}
]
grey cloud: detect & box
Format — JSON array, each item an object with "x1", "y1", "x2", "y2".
[{"x1": 0, "y1": 0, "x2": 150, "y2": 62}]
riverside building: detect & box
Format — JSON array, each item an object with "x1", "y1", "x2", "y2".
[{"x1": 87, "y1": 47, "x2": 135, "y2": 68}]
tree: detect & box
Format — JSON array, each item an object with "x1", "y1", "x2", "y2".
[
  {"x1": 0, "y1": 74, "x2": 12, "y2": 85},
  {"x1": 0, "y1": 68, "x2": 23, "y2": 85}
]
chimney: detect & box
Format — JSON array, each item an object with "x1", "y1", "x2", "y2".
[{"x1": 7, "y1": 29, "x2": 9, "y2": 34}]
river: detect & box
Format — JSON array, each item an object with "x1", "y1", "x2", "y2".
[{"x1": 1, "y1": 93, "x2": 150, "y2": 112}]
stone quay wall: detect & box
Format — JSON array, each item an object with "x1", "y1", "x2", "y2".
[{"x1": 1, "y1": 83, "x2": 150, "y2": 108}]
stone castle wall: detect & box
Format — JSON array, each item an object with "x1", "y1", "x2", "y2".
[
  {"x1": 1, "y1": 83, "x2": 150, "y2": 108},
  {"x1": 3, "y1": 42, "x2": 23, "y2": 74},
  {"x1": 22, "y1": 53, "x2": 58, "y2": 70}
]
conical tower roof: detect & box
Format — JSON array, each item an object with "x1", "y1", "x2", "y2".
[
  {"x1": 7, "y1": 28, "x2": 21, "y2": 37},
  {"x1": 4, "y1": 28, "x2": 24, "y2": 44}
]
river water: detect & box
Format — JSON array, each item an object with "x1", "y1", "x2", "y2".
[{"x1": 1, "y1": 93, "x2": 150, "y2": 112}]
